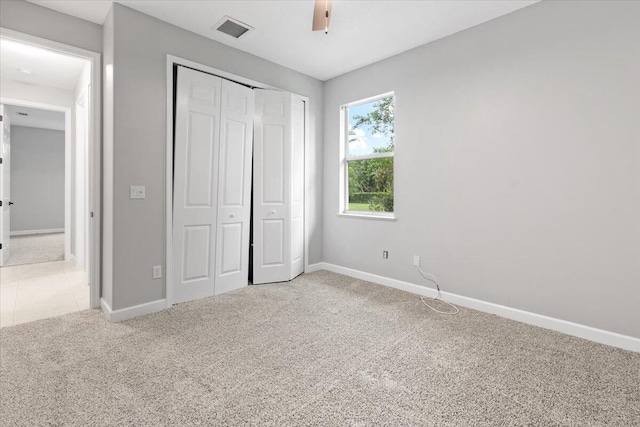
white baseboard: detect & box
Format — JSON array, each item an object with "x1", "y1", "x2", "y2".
[
  {"x1": 314, "y1": 262, "x2": 640, "y2": 353},
  {"x1": 100, "y1": 298, "x2": 167, "y2": 322},
  {"x1": 10, "y1": 228, "x2": 64, "y2": 236},
  {"x1": 306, "y1": 262, "x2": 325, "y2": 273}
]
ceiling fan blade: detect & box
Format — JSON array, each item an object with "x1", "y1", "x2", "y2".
[{"x1": 312, "y1": 0, "x2": 332, "y2": 32}]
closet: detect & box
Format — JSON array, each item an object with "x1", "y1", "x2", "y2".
[{"x1": 172, "y1": 65, "x2": 304, "y2": 304}]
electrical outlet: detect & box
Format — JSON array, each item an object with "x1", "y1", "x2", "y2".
[
  {"x1": 413, "y1": 255, "x2": 421, "y2": 267},
  {"x1": 383, "y1": 250, "x2": 389, "y2": 259},
  {"x1": 152, "y1": 265, "x2": 162, "y2": 279},
  {"x1": 131, "y1": 185, "x2": 145, "y2": 199}
]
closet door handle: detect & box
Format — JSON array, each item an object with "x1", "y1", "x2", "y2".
[
  {"x1": 229, "y1": 214, "x2": 235, "y2": 218},
  {"x1": 269, "y1": 210, "x2": 276, "y2": 215}
]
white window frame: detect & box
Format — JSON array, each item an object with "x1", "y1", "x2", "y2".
[{"x1": 339, "y1": 91, "x2": 396, "y2": 221}]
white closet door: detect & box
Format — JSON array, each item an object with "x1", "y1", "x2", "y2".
[
  {"x1": 253, "y1": 91, "x2": 304, "y2": 284},
  {"x1": 214, "y1": 79, "x2": 255, "y2": 294},
  {"x1": 253, "y1": 91, "x2": 289, "y2": 284},
  {"x1": 290, "y1": 97, "x2": 305, "y2": 279},
  {"x1": 172, "y1": 67, "x2": 221, "y2": 304},
  {"x1": 0, "y1": 104, "x2": 11, "y2": 266}
]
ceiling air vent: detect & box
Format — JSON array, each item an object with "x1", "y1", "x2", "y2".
[{"x1": 214, "y1": 16, "x2": 254, "y2": 39}]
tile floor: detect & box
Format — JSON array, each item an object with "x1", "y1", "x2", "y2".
[{"x1": 0, "y1": 260, "x2": 89, "y2": 328}]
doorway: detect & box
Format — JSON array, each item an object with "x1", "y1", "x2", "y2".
[
  {"x1": 0, "y1": 29, "x2": 101, "y2": 326},
  {"x1": 165, "y1": 57, "x2": 311, "y2": 306},
  {"x1": 1, "y1": 104, "x2": 67, "y2": 267}
]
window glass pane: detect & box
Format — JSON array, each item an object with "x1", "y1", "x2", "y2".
[
  {"x1": 347, "y1": 96, "x2": 395, "y2": 157},
  {"x1": 348, "y1": 157, "x2": 394, "y2": 213}
]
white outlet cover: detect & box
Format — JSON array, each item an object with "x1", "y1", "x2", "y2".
[
  {"x1": 131, "y1": 185, "x2": 145, "y2": 199},
  {"x1": 152, "y1": 265, "x2": 162, "y2": 279}
]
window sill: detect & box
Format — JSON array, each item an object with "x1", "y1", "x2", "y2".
[{"x1": 337, "y1": 212, "x2": 397, "y2": 222}]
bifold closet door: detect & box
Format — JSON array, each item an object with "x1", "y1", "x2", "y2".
[
  {"x1": 290, "y1": 96, "x2": 304, "y2": 279},
  {"x1": 253, "y1": 91, "x2": 304, "y2": 284},
  {"x1": 173, "y1": 66, "x2": 255, "y2": 303},
  {"x1": 172, "y1": 67, "x2": 221, "y2": 304},
  {"x1": 214, "y1": 80, "x2": 255, "y2": 295}
]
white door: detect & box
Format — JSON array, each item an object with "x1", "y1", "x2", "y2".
[
  {"x1": 75, "y1": 90, "x2": 87, "y2": 271},
  {"x1": 172, "y1": 67, "x2": 221, "y2": 304},
  {"x1": 290, "y1": 97, "x2": 305, "y2": 279},
  {"x1": 215, "y1": 79, "x2": 255, "y2": 294},
  {"x1": 0, "y1": 104, "x2": 11, "y2": 266},
  {"x1": 253, "y1": 91, "x2": 305, "y2": 284}
]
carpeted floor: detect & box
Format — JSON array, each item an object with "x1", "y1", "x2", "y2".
[
  {"x1": 1, "y1": 270, "x2": 638, "y2": 426},
  {"x1": 4, "y1": 233, "x2": 65, "y2": 267}
]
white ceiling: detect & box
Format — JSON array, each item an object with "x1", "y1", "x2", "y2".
[
  {"x1": 4, "y1": 105, "x2": 65, "y2": 131},
  {"x1": 28, "y1": 0, "x2": 538, "y2": 81},
  {"x1": 0, "y1": 38, "x2": 89, "y2": 90}
]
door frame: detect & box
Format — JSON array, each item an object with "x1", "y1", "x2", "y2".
[
  {"x1": 0, "y1": 28, "x2": 102, "y2": 309},
  {"x1": 165, "y1": 55, "x2": 312, "y2": 306}
]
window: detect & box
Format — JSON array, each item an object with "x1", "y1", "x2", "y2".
[{"x1": 340, "y1": 92, "x2": 395, "y2": 218}]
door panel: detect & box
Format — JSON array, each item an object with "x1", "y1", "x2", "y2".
[
  {"x1": 0, "y1": 104, "x2": 11, "y2": 266},
  {"x1": 262, "y1": 125, "x2": 285, "y2": 203},
  {"x1": 262, "y1": 219, "x2": 284, "y2": 266},
  {"x1": 215, "y1": 79, "x2": 255, "y2": 295},
  {"x1": 182, "y1": 225, "x2": 211, "y2": 281},
  {"x1": 290, "y1": 97, "x2": 305, "y2": 278},
  {"x1": 253, "y1": 91, "x2": 289, "y2": 284},
  {"x1": 190, "y1": 82, "x2": 217, "y2": 104},
  {"x1": 186, "y1": 112, "x2": 216, "y2": 206},
  {"x1": 220, "y1": 223, "x2": 242, "y2": 274},
  {"x1": 221, "y1": 120, "x2": 247, "y2": 206},
  {"x1": 253, "y1": 92, "x2": 305, "y2": 284},
  {"x1": 226, "y1": 92, "x2": 248, "y2": 114},
  {"x1": 172, "y1": 67, "x2": 221, "y2": 304}
]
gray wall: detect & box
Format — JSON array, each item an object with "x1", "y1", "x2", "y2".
[
  {"x1": 323, "y1": 0, "x2": 640, "y2": 338},
  {"x1": 0, "y1": 0, "x2": 102, "y2": 53},
  {"x1": 10, "y1": 126, "x2": 65, "y2": 233},
  {"x1": 104, "y1": 4, "x2": 324, "y2": 310}
]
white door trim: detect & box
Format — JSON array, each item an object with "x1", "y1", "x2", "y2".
[
  {"x1": 166, "y1": 55, "x2": 311, "y2": 306},
  {"x1": 0, "y1": 28, "x2": 102, "y2": 310}
]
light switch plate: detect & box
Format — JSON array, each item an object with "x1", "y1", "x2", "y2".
[
  {"x1": 152, "y1": 265, "x2": 162, "y2": 279},
  {"x1": 131, "y1": 186, "x2": 145, "y2": 199}
]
